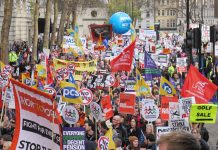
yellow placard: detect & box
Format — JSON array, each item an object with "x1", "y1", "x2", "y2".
[{"x1": 190, "y1": 104, "x2": 217, "y2": 124}]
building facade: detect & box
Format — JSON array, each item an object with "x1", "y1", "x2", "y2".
[{"x1": 0, "y1": 0, "x2": 32, "y2": 46}]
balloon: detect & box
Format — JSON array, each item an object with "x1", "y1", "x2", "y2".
[{"x1": 109, "y1": 12, "x2": 132, "y2": 34}]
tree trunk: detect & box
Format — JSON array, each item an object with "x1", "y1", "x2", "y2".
[
  {"x1": 72, "y1": 11, "x2": 77, "y2": 29},
  {"x1": 57, "y1": 0, "x2": 69, "y2": 46},
  {"x1": 50, "y1": 0, "x2": 58, "y2": 47},
  {"x1": 32, "y1": 0, "x2": 39, "y2": 63},
  {"x1": 0, "y1": 0, "x2": 13, "y2": 64},
  {"x1": 43, "y1": 0, "x2": 52, "y2": 49}
]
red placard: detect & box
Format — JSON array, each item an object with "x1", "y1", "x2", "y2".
[
  {"x1": 160, "y1": 96, "x2": 178, "y2": 120},
  {"x1": 101, "y1": 95, "x2": 113, "y2": 120},
  {"x1": 118, "y1": 93, "x2": 135, "y2": 114}
]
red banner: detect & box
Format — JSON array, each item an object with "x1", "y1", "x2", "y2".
[
  {"x1": 101, "y1": 95, "x2": 113, "y2": 120},
  {"x1": 110, "y1": 40, "x2": 136, "y2": 72},
  {"x1": 160, "y1": 96, "x2": 178, "y2": 120},
  {"x1": 181, "y1": 65, "x2": 218, "y2": 104},
  {"x1": 118, "y1": 93, "x2": 135, "y2": 114}
]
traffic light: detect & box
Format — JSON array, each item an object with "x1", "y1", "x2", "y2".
[
  {"x1": 210, "y1": 25, "x2": 218, "y2": 42},
  {"x1": 186, "y1": 29, "x2": 193, "y2": 48},
  {"x1": 192, "y1": 28, "x2": 201, "y2": 49}
]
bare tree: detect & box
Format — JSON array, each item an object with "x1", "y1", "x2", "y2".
[
  {"x1": 0, "y1": 0, "x2": 13, "y2": 64},
  {"x1": 57, "y1": 0, "x2": 69, "y2": 46},
  {"x1": 32, "y1": 0, "x2": 39, "y2": 63},
  {"x1": 43, "y1": 0, "x2": 52, "y2": 49},
  {"x1": 50, "y1": 0, "x2": 58, "y2": 47}
]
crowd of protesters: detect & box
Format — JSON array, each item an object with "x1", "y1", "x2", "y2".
[{"x1": 0, "y1": 30, "x2": 218, "y2": 150}]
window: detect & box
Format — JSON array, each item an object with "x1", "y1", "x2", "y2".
[
  {"x1": 167, "y1": 20, "x2": 170, "y2": 27},
  {"x1": 170, "y1": 20, "x2": 173, "y2": 27},
  {"x1": 167, "y1": 0, "x2": 169, "y2": 5},
  {"x1": 158, "y1": 10, "x2": 160, "y2": 16},
  {"x1": 146, "y1": 11, "x2": 150, "y2": 17},
  {"x1": 173, "y1": 20, "x2": 176, "y2": 27},
  {"x1": 162, "y1": 10, "x2": 164, "y2": 16},
  {"x1": 162, "y1": 0, "x2": 164, "y2": 5},
  {"x1": 167, "y1": 10, "x2": 169, "y2": 15},
  {"x1": 170, "y1": 10, "x2": 173, "y2": 16}
]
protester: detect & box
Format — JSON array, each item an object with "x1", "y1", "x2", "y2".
[
  {"x1": 126, "y1": 136, "x2": 140, "y2": 150},
  {"x1": 191, "y1": 128, "x2": 210, "y2": 150}
]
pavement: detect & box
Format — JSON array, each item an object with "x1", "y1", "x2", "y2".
[{"x1": 205, "y1": 111, "x2": 218, "y2": 150}]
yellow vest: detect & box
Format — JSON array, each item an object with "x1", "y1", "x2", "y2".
[{"x1": 9, "y1": 52, "x2": 18, "y2": 62}]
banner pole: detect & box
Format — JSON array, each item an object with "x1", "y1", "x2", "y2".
[
  {"x1": 0, "y1": 86, "x2": 8, "y2": 124},
  {"x1": 52, "y1": 101, "x2": 55, "y2": 144},
  {"x1": 95, "y1": 118, "x2": 98, "y2": 140}
]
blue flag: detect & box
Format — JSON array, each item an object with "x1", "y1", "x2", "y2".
[
  {"x1": 103, "y1": 38, "x2": 109, "y2": 48},
  {"x1": 143, "y1": 51, "x2": 161, "y2": 81},
  {"x1": 69, "y1": 72, "x2": 76, "y2": 84}
]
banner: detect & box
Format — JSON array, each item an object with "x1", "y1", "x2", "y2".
[
  {"x1": 110, "y1": 40, "x2": 136, "y2": 72},
  {"x1": 181, "y1": 65, "x2": 218, "y2": 104},
  {"x1": 139, "y1": 29, "x2": 156, "y2": 41},
  {"x1": 119, "y1": 93, "x2": 135, "y2": 114},
  {"x1": 179, "y1": 97, "x2": 196, "y2": 118},
  {"x1": 53, "y1": 59, "x2": 97, "y2": 81},
  {"x1": 101, "y1": 95, "x2": 113, "y2": 120},
  {"x1": 63, "y1": 127, "x2": 85, "y2": 150},
  {"x1": 160, "y1": 96, "x2": 178, "y2": 120},
  {"x1": 158, "y1": 54, "x2": 168, "y2": 63},
  {"x1": 190, "y1": 104, "x2": 217, "y2": 124},
  {"x1": 125, "y1": 78, "x2": 136, "y2": 92},
  {"x1": 10, "y1": 79, "x2": 62, "y2": 150},
  {"x1": 142, "y1": 102, "x2": 159, "y2": 122},
  {"x1": 169, "y1": 102, "x2": 180, "y2": 120}
]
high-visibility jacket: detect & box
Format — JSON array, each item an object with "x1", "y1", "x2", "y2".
[{"x1": 9, "y1": 51, "x2": 18, "y2": 63}]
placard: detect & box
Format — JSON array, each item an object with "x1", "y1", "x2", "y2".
[
  {"x1": 169, "y1": 102, "x2": 180, "y2": 120},
  {"x1": 179, "y1": 97, "x2": 195, "y2": 118},
  {"x1": 190, "y1": 104, "x2": 217, "y2": 124},
  {"x1": 90, "y1": 102, "x2": 103, "y2": 121},
  {"x1": 62, "y1": 105, "x2": 79, "y2": 125},
  {"x1": 98, "y1": 136, "x2": 109, "y2": 150},
  {"x1": 79, "y1": 88, "x2": 93, "y2": 105},
  {"x1": 142, "y1": 102, "x2": 159, "y2": 122},
  {"x1": 119, "y1": 93, "x2": 135, "y2": 114},
  {"x1": 160, "y1": 96, "x2": 178, "y2": 120},
  {"x1": 176, "y1": 57, "x2": 187, "y2": 72},
  {"x1": 168, "y1": 119, "x2": 190, "y2": 131},
  {"x1": 125, "y1": 79, "x2": 136, "y2": 92},
  {"x1": 63, "y1": 127, "x2": 85, "y2": 150}
]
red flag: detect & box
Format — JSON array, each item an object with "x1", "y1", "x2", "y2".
[
  {"x1": 101, "y1": 95, "x2": 113, "y2": 120},
  {"x1": 110, "y1": 40, "x2": 136, "y2": 72},
  {"x1": 181, "y1": 65, "x2": 218, "y2": 104},
  {"x1": 46, "y1": 56, "x2": 54, "y2": 85},
  {"x1": 118, "y1": 93, "x2": 135, "y2": 114}
]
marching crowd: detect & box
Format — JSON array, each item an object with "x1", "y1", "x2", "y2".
[{"x1": 0, "y1": 31, "x2": 218, "y2": 150}]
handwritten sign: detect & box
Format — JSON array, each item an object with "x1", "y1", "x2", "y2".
[{"x1": 190, "y1": 104, "x2": 217, "y2": 124}]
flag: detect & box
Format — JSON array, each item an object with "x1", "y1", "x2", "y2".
[
  {"x1": 69, "y1": 72, "x2": 76, "y2": 84},
  {"x1": 130, "y1": 24, "x2": 136, "y2": 42},
  {"x1": 144, "y1": 50, "x2": 161, "y2": 81},
  {"x1": 46, "y1": 57, "x2": 54, "y2": 85},
  {"x1": 21, "y1": 73, "x2": 38, "y2": 89},
  {"x1": 103, "y1": 38, "x2": 109, "y2": 48},
  {"x1": 134, "y1": 69, "x2": 150, "y2": 96},
  {"x1": 36, "y1": 64, "x2": 46, "y2": 78},
  {"x1": 0, "y1": 61, "x2": 5, "y2": 72},
  {"x1": 110, "y1": 40, "x2": 136, "y2": 72},
  {"x1": 159, "y1": 76, "x2": 176, "y2": 96},
  {"x1": 60, "y1": 81, "x2": 82, "y2": 104},
  {"x1": 181, "y1": 65, "x2": 218, "y2": 104},
  {"x1": 37, "y1": 78, "x2": 44, "y2": 91}
]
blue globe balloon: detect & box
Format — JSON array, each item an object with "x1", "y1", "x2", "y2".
[{"x1": 109, "y1": 12, "x2": 132, "y2": 34}]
